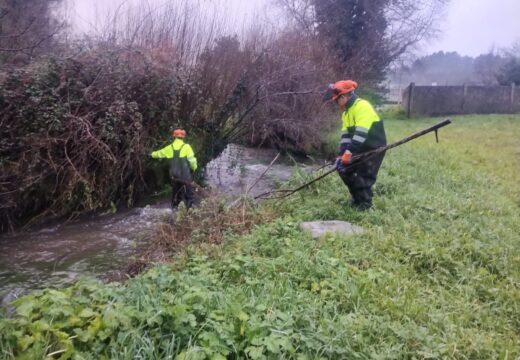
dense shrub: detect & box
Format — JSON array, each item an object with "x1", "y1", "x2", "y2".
[
  {"x1": 0, "y1": 29, "x2": 344, "y2": 231},
  {"x1": 0, "y1": 45, "x2": 251, "y2": 232}
]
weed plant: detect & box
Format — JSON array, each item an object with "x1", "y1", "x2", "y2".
[
  {"x1": 0, "y1": 114, "x2": 519, "y2": 359},
  {"x1": 152, "y1": 196, "x2": 275, "y2": 256}
]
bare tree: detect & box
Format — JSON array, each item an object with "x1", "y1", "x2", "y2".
[
  {"x1": 88, "y1": 0, "x2": 238, "y2": 68},
  {"x1": 238, "y1": 30, "x2": 339, "y2": 151},
  {"x1": 274, "y1": 0, "x2": 449, "y2": 83},
  {"x1": 0, "y1": 0, "x2": 66, "y2": 64},
  {"x1": 384, "y1": 0, "x2": 448, "y2": 59},
  {"x1": 275, "y1": 0, "x2": 316, "y2": 35}
]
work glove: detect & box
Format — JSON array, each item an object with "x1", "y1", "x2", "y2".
[{"x1": 341, "y1": 150, "x2": 352, "y2": 165}]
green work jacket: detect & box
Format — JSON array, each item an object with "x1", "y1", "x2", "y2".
[
  {"x1": 339, "y1": 98, "x2": 386, "y2": 154},
  {"x1": 151, "y1": 139, "x2": 197, "y2": 171}
]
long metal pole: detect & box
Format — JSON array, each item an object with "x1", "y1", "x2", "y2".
[{"x1": 255, "y1": 119, "x2": 452, "y2": 200}]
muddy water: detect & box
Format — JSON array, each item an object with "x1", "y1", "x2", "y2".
[
  {"x1": 205, "y1": 144, "x2": 315, "y2": 198},
  {"x1": 0, "y1": 145, "x2": 319, "y2": 304},
  {"x1": 0, "y1": 206, "x2": 169, "y2": 306}
]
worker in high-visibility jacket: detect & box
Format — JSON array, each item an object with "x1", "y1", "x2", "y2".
[
  {"x1": 330, "y1": 80, "x2": 387, "y2": 210},
  {"x1": 151, "y1": 129, "x2": 198, "y2": 209}
]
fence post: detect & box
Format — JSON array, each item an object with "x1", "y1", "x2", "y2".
[
  {"x1": 407, "y1": 82, "x2": 415, "y2": 118},
  {"x1": 511, "y1": 83, "x2": 516, "y2": 113}
]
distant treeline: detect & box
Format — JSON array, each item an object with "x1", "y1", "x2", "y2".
[{"x1": 389, "y1": 49, "x2": 520, "y2": 87}]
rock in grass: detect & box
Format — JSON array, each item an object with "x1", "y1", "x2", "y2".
[{"x1": 300, "y1": 221, "x2": 363, "y2": 239}]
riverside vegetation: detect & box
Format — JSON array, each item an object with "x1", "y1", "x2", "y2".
[
  {"x1": 0, "y1": 113, "x2": 519, "y2": 359},
  {"x1": 0, "y1": 0, "x2": 452, "y2": 234}
]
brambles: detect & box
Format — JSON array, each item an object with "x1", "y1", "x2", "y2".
[
  {"x1": 0, "y1": 33, "x2": 337, "y2": 231},
  {"x1": 0, "y1": 45, "x2": 254, "y2": 231}
]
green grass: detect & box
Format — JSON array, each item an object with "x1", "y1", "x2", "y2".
[{"x1": 1, "y1": 114, "x2": 519, "y2": 359}]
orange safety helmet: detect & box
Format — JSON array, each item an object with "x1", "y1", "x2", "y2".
[
  {"x1": 330, "y1": 80, "x2": 358, "y2": 100},
  {"x1": 172, "y1": 129, "x2": 186, "y2": 138}
]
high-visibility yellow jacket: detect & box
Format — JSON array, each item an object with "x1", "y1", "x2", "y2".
[
  {"x1": 339, "y1": 97, "x2": 386, "y2": 155},
  {"x1": 151, "y1": 138, "x2": 197, "y2": 171}
]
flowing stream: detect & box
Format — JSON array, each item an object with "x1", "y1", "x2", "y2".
[{"x1": 0, "y1": 145, "x2": 319, "y2": 305}]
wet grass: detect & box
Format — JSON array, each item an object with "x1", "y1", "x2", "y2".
[{"x1": 1, "y1": 114, "x2": 519, "y2": 359}]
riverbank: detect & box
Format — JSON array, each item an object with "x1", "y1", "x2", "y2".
[
  {"x1": 0, "y1": 145, "x2": 313, "y2": 299},
  {"x1": 1, "y1": 113, "x2": 519, "y2": 359}
]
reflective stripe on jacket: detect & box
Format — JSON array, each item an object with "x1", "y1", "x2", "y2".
[
  {"x1": 339, "y1": 98, "x2": 386, "y2": 155},
  {"x1": 151, "y1": 139, "x2": 197, "y2": 171}
]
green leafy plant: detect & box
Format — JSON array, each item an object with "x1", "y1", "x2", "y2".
[{"x1": 1, "y1": 114, "x2": 519, "y2": 359}]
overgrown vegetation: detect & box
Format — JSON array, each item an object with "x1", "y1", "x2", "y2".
[
  {"x1": 151, "y1": 196, "x2": 276, "y2": 259},
  {"x1": 0, "y1": 3, "x2": 330, "y2": 231},
  {"x1": 1, "y1": 114, "x2": 518, "y2": 359},
  {"x1": 1, "y1": 0, "x2": 451, "y2": 231},
  {"x1": 0, "y1": 46, "x2": 254, "y2": 232}
]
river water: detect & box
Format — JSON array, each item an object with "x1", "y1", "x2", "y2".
[{"x1": 0, "y1": 145, "x2": 320, "y2": 305}]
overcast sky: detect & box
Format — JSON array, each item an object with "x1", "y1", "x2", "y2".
[
  {"x1": 67, "y1": 0, "x2": 520, "y2": 57},
  {"x1": 425, "y1": 0, "x2": 520, "y2": 56}
]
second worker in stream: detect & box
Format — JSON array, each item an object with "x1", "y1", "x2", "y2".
[
  {"x1": 151, "y1": 129, "x2": 198, "y2": 209},
  {"x1": 329, "y1": 80, "x2": 387, "y2": 210}
]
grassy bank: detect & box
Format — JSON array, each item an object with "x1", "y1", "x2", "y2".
[{"x1": 1, "y1": 114, "x2": 519, "y2": 359}]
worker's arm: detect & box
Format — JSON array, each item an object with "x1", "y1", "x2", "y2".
[
  {"x1": 150, "y1": 144, "x2": 173, "y2": 158},
  {"x1": 183, "y1": 144, "x2": 198, "y2": 171},
  {"x1": 338, "y1": 130, "x2": 352, "y2": 156}
]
